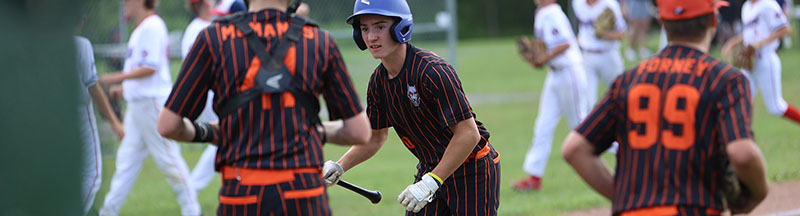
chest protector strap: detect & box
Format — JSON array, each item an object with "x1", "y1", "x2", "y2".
[{"x1": 219, "y1": 13, "x2": 320, "y2": 126}]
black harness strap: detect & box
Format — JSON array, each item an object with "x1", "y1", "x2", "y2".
[{"x1": 219, "y1": 13, "x2": 320, "y2": 126}]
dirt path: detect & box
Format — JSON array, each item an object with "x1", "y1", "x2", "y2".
[{"x1": 564, "y1": 181, "x2": 800, "y2": 216}]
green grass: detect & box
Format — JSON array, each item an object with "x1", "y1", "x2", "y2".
[{"x1": 91, "y1": 36, "x2": 800, "y2": 215}]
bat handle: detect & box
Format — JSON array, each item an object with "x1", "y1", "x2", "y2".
[{"x1": 337, "y1": 180, "x2": 382, "y2": 204}]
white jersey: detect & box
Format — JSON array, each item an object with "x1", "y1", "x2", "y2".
[
  {"x1": 742, "y1": 0, "x2": 789, "y2": 53},
  {"x1": 181, "y1": 17, "x2": 212, "y2": 59},
  {"x1": 534, "y1": 4, "x2": 583, "y2": 68},
  {"x1": 573, "y1": 0, "x2": 626, "y2": 51},
  {"x1": 122, "y1": 14, "x2": 172, "y2": 100}
]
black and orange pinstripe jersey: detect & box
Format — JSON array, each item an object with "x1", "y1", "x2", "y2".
[
  {"x1": 367, "y1": 44, "x2": 494, "y2": 166},
  {"x1": 165, "y1": 9, "x2": 363, "y2": 170},
  {"x1": 576, "y1": 45, "x2": 754, "y2": 214}
]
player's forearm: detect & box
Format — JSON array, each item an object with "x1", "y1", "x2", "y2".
[
  {"x1": 338, "y1": 128, "x2": 388, "y2": 172},
  {"x1": 726, "y1": 139, "x2": 769, "y2": 204},
  {"x1": 754, "y1": 26, "x2": 791, "y2": 49},
  {"x1": 89, "y1": 84, "x2": 123, "y2": 128},
  {"x1": 546, "y1": 43, "x2": 571, "y2": 62},
  {"x1": 722, "y1": 35, "x2": 745, "y2": 59},
  {"x1": 100, "y1": 67, "x2": 157, "y2": 85},
  {"x1": 123, "y1": 66, "x2": 157, "y2": 80},
  {"x1": 323, "y1": 112, "x2": 370, "y2": 146},
  {"x1": 431, "y1": 118, "x2": 481, "y2": 181},
  {"x1": 157, "y1": 109, "x2": 196, "y2": 142},
  {"x1": 599, "y1": 31, "x2": 625, "y2": 40},
  {"x1": 562, "y1": 131, "x2": 614, "y2": 200}
]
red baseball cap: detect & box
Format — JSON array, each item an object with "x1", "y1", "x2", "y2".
[
  {"x1": 657, "y1": 0, "x2": 729, "y2": 20},
  {"x1": 189, "y1": 0, "x2": 201, "y2": 3}
]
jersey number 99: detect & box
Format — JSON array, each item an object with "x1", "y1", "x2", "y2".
[{"x1": 627, "y1": 84, "x2": 699, "y2": 150}]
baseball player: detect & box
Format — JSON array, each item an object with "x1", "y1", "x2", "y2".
[
  {"x1": 180, "y1": 0, "x2": 246, "y2": 192},
  {"x1": 96, "y1": 0, "x2": 201, "y2": 215},
  {"x1": 621, "y1": 0, "x2": 654, "y2": 61},
  {"x1": 573, "y1": 0, "x2": 626, "y2": 105},
  {"x1": 722, "y1": 0, "x2": 800, "y2": 125},
  {"x1": 75, "y1": 18, "x2": 125, "y2": 214},
  {"x1": 321, "y1": 0, "x2": 501, "y2": 214},
  {"x1": 563, "y1": 0, "x2": 769, "y2": 214},
  {"x1": 512, "y1": 0, "x2": 591, "y2": 191},
  {"x1": 157, "y1": 0, "x2": 371, "y2": 214}
]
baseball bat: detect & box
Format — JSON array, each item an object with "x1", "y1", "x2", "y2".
[{"x1": 337, "y1": 180, "x2": 382, "y2": 204}]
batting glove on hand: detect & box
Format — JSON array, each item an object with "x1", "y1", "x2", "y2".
[
  {"x1": 322, "y1": 160, "x2": 343, "y2": 187},
  {"x1": 398, "y1": 173, "x2": 443, "y2": 213}
]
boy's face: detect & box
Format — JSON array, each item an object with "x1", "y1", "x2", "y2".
[{"x1": 358, "y1": 14, "x2": 403, "y2": 59}]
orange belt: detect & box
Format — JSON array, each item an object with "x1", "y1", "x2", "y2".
[
  {"x1": 219, "y1": 166, "x2": 324, "y2": 204},
  {"x1": 466, "y1": 144, "x2": 500, "y2": 164},
  {"x1": 620, "y1": 206, "x2": 721, "y2": 216},
  {"x1": 221, "y1": 166, "x2": 319, "y2": 185}
]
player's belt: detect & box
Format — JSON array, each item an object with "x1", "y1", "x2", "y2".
[
  {"x1": 619, "y1": 205, "x2": 722, "y2": 216},
  {"x1": 465, "y1": 144, "x2": 500, "y2": 164},
  {"x1": 221, "y1": 166, "x2": 320, "y2": 185}
]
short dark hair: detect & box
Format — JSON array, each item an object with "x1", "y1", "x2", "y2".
[
  {"x1": 145, "y1": 0, "x2": 156, "y2": 10},
  {"x1": 662, "y1": 14, "x2": 713, "y2": 43}
]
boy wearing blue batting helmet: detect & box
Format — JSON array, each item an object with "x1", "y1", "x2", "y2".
[{"x1": 322, "y1": 0, "x2": 501, "y2": 215}]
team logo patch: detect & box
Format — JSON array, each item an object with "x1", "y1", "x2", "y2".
[
  {"x1": 361, "y1": 0, "x2": 370, "y2": 5},
  {"x1": 407, "y1": 85, "x2": 420, "y2": 107}
]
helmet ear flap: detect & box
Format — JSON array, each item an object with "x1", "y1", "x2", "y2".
[
  {"x1": 352, "y1": 22, "x2": 367, "y2": 50},
  {"x1": 391, "y1": 18, "x2": 413, "y2": 44},
  {"x1": 389, "y1": 20, "x2": 400, "y2": 44}
]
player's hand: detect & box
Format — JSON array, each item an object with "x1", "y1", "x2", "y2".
[
  {"x1": 533, "y1": 55, "x2": 548, "y2": 67},
  {"x1": 111, "y1": 122, "x2": 125, "y2": 141},
  {"x1": 322, "y1": 160, "x2": 344, "y2": 187},
  {"x1": 108, "y1": 85, "x2": 123, "y2": 100},
  {"x1": 397, "y1": 173, "x2": 442, "y2": 213}
]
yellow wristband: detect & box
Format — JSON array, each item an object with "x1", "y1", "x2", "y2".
[{"x1": 427, "y1": 172, "x2": 444, "y2": 185}]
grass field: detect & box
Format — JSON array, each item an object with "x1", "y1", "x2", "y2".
[{"x1": 91, "y1": 36, "x2": 800, "y2": 215}]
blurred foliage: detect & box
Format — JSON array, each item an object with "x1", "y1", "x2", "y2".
[
  {"x1": 80, "y1": 0, "x2": 193, "y2": 43},
  {"x1": 458, "y1": 0, "x2": 571, "y2": 38},
  {"x1": 78, "y1": 0, "x2": 573, "y2": 42}
]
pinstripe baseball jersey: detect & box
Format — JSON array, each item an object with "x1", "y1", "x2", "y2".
[
  {"x1": 367, "y1": 44, "x2": 493, "y2": 166},
  {"x1": 576, "y1": 45, "x2": 754, "y2": 214},
  {"x1": 166, "y1": 9, "x2": 363, "y2": 170}
]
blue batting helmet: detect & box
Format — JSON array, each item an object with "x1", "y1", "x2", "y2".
[{"x1": 346, "y1": 0, "x2": 413, "y2": 50}]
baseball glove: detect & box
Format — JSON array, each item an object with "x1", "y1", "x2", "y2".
[
  {"x1": 594, "y1": 8, "x2": 616, "y2": 38},
  {"x1": 516, "y1": 36, "x2": 547, "y2": 67},
  {"x1": 719, "y1": 165, "x2": 751, "y2": 212},
  {"x1": 731, "y1": 44, "x2": 755, "y2": 70}
]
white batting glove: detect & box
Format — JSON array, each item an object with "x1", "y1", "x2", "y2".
[
  {"x1": 322, "y1": 160, "x2": 343, "y2": 187},
  {"x1": 397, "y1": 172, "x2": 443, "y2": 213}
]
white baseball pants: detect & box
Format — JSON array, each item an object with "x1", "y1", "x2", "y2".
[
  {"x1": 190, "y1": 145, "x2": 217, "y2": 191},
  {"x1": 523, "y1": 66, "x2": 591, "y2": 177},
  {"x1": 190, "y1": 91, "x2": 219, "y2": 191},
  {"x1": 583, "y1": 49, "x2": 624, "y2": 105},
  {"x1": 744, "y1": 51, "x2": 788, "y2": 116},
  {"x1": 100, "y1": 97, "x2": 200, "y2": 216}
]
